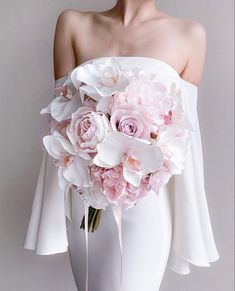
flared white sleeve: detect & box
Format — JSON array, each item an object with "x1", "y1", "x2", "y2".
[
  {"x1": 167, "y1": 80, "x2": 220, "y2": 274},
  {"x1": 23, "y1": 76, "x2": 69, "y2": 255}
]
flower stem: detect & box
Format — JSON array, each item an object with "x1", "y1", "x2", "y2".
[
  {"x1": 92, "y1": 209, "x2": 102, "y2": 232},
  {"x1": 80, "y1": 206, "x2": 102, "y2": 232}
]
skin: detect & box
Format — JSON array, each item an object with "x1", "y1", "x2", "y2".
[{"x1": 53, "y1": 0, "x2": 206, "y2": 86}]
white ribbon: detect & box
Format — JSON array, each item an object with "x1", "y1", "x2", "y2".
[
  {"x1": 82, "y1": 203, "x2": 123, "y2": 291},
  {"x1": 112, "y1": 205, "x2": 123, "y2": 291},
  {"x1": 84, "y1": 201, "x2": 89, "y2": 291},
  {"x1": 64, "y1": 187, "x2": 72, "y2": 222}
]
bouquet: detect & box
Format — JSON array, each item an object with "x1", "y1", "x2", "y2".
[{"x1": 40, "y1": 58, "x2": 193, "y2": 232}]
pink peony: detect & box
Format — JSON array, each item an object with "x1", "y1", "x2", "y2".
[
  {"x1": 110, "y1": 77, "x2": 168, "y2": 112},
  {"x1": 109, "y1": 76, "x2": 178, "y2": 136},
  {"x1": 101, "y1": 165, "x2": 127, "y2": 204},
  {"x1": 90, "y1": 164, "x2": 106, "y2": 180},
  {"x1": 123, "y1": 174, "x2": 151, "y2": 208},
  {"x1": 90, "y1": 164, "x2": 151, "y2": 208}
]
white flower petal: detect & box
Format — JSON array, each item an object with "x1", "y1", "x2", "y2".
[
  {"x1": 68, "y1": 70, "x2": 82, "y2": 91},
  {"x1": 123, "y1": 167, "x2": 143, "y2": 187},
  {"x1": 128, "y1": 141, "x2": 164, "y2": 173},
  {"x1": 93, "y1": 154, "x2": 113, "y2": 168},
  {"x1": 50, "y1": 95, "x2": 81, "y2": 122},
  {"x1": 105, "y1": 57, "x2": 122, "y2": 68},
  {"x1": 79, "y1": 84, "x2": 101, "y2": 102},
  {"x1": 63, "y1": 156, "x2": 90, "y2": 187},
  {"x1": 81, "y1": 184, "x2": 109, "y2": 210},
  {"x1": 95, "y1": 81, "x2": 128, "y2": 97},
  {"x1": 58, "y1": 167, "x2": 70, "y2": 190},
  {"x1": 53, "y1": 131, "x2": 77, "y2": 155},
  {"x1": 95, "y1": 132, "x2": 129, "y2": 166},
  {"x1": 40, "y1": 103, "x2": 51, "y2": 114},
  {"x1": 42, "y1": 135, "x2": 63, "y2": 159},
  {"x1": 71, "y1": 63, "x2": 102, "y2": 88},
  {"x1": 71, "y1": 58, "x2": 129, "y2": 98},
  {"x1": 96, "y1": 96, "x2": 113, "y2": 114}
]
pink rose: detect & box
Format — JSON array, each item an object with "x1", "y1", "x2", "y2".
[
  {"x1": 110, "y1": 109, "x2": 151, "y2": 139},
  {"x1": 66, "y1": 106, "x2": 111, "y2": 153},
  {"x1": 110, "y1": 77, "x2": 176, "y2": 133}
]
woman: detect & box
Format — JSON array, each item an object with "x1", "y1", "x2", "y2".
[{"x1": 24, "y1": 1, "x2": 219, "y2": 290}]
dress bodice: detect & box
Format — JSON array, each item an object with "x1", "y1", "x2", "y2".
[{"x1": 55, "y1": 56, "x2": 197, "y2": 88}]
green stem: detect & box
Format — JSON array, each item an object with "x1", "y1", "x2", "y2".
[
  {"x1": 80, "y1": 206, "x2": 98, "y2": 231},
  {"x1": 92, "y1": 209, "x2": 102, "y2": 232}
]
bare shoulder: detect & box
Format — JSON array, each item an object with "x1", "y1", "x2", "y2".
[
  {"x1": 167, "y1": 16, "x2": 206, "y2": 40},
  {"x1": 160, "y1": 15, "x2": 206, "y2": 45},
  {"x1": 55, "y1": 9, "x2": 90, "y2": 28},
  {"x1": 172, "y1": 17, "x2": 207, "y2": 86},
  {"x1": 55, "y1": 9, "x2": 98, "y2": 40},
  {"x1": 182, "y1": 18, "x2": 206, "y2": 45},
  {"x1": 53, "y1": 9, "x2": 87, "y2": 79}
]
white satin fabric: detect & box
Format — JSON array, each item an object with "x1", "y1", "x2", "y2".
[
  {"x1": 67, "y1": 180, "x2": 173, "y2": 291},
  {"x1": 24, "y1": 57, "x2": 219, "y2": 277}
]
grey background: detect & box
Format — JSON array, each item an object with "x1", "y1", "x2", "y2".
[{"x1": 0, "y1": 0, "x2": 234, "y2": 290}]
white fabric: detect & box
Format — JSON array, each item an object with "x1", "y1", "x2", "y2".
[
  {"x1": 68, "y1": 181, "x2": 172, "y2": 291},
  {"x1": 24, "y1": 56, "x2": 219, "y2": 274}
]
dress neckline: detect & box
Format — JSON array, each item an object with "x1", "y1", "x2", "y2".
[{"x1": 56, "y1": 56, "x2": 198, "y2": 89}]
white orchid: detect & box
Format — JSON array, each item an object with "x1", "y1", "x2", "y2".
[
  {"x1": 43, "y1": 131, "x2": 90, "y2": 191},
  {"x1": 93, "y1": 131, "x2": 164, "y2": 187},
  {"x1": 40, "y1": 76, "x2": 82, "y2": 122},
  {"x1": 71, "y1": 58, "x2": 129, "y2": 101}
]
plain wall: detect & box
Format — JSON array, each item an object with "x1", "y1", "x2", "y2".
[{"x1": 0, "y1": 0, "x2": 233, "y2": 290}]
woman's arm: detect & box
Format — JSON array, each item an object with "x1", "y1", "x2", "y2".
[
  {"x1": 53, "y1": 10, "x2": 76, "y2": 80},
  {"x1": 180, "y1": 21, "x2": 207, "y2": 86}
]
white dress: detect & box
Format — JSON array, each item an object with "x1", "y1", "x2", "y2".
[{"x1": 23, "y1": 56, "x2": 219, "y2": 291}]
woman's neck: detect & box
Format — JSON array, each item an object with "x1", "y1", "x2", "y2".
[{"x1": 110, "y1": 0, "x2": 159, "y2": 26}]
